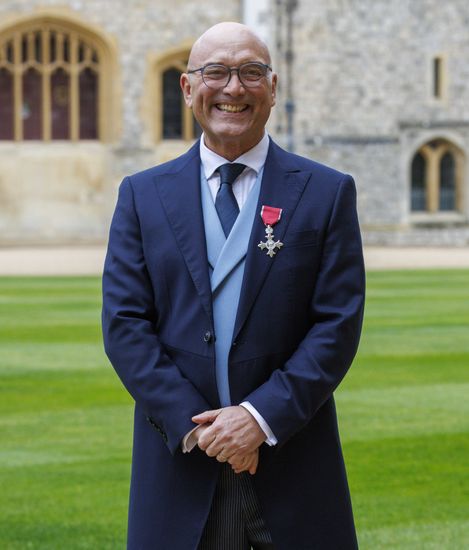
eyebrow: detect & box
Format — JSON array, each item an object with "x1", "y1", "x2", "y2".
[{"x1": 193, "y1": 59, "x2": 268, "y2": 67}]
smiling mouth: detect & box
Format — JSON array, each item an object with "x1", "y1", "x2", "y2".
[{"x1": 215, "y1": 104, "x2": 248, "y2": 113}]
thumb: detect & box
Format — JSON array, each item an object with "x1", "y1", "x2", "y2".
[{"x1": 192, "y1": 408, "x2": 222, "y2": 424}]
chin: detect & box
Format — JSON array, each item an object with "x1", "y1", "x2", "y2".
[{"x1": 216, "y1": 123, "x2": 255, "y2": 139}]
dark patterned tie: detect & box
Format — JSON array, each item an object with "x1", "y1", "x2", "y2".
[{"x1": 215, "y1": 163, "x2": 246, "y2": 238}]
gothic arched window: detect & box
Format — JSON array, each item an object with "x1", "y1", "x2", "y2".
[
  {"x1": 163, "y1": 68, "x2": 183, "y2": 139},
  {"x1": 410, "y1": 139, "x2": 464, "y2": 213},
  {"x1": 0, "y1": 68, "x2": 14, "y2": 139},
  {"x1": 411, "y1": 152, "x2": 426, "y2": 211},
  {"x1": 439, "y1": 152, "x2": 456, "y2": 211},
  {"x1": 155, "y1": 50, "x2": 201, "y2": 141},
  {"x1": 0, "y1": 19, "x2": 112, "y2": 141}
]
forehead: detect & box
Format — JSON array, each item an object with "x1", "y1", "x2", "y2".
[{"x1": 193, "y1": 36, "x2": 269, "y2": 67}]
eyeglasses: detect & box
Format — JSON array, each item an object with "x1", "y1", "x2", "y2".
[{"x1": 187, "y1": 62, "x2": 272, "y2": 89}]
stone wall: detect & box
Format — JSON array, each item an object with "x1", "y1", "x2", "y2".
[
  {"x1": 288, "y1": 0, "x2": 469, "y2": 138},
  {"x1": 279, "y1": 0, "x2": 469, "y2": 244},
  {"x1": 0, "y1": 0, "x2": 240, "y2": 244},
  {"x1": 0, "y1": 0, "x2": 468, "y2": 245}
]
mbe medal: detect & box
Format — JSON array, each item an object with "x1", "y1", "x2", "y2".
[{"x1": 258, "y1": 205, "x2": 283, "y2": 258}]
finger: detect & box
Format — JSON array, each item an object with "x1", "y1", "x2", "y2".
[
  {"x1": 216, "y1": 452, "x2": 229, "y2": 463},
  {"x1": 204, "y1": 439, "x2": 225, "y2": 458},
  {"x1": 230, "y1": 451, "x2": 257, "y2": 473},
  {"x1": 232, "y1": 459, "x2": 248, "y2": 473},
  {"x1": 204, "y1": 431, "x2": 248, "y2": 459},
  {"x1": 216, "y1": 438, "x2": 250, "y2": 458},
  {"x1": 233, "y1": 461, "x2": 251, "y2": 475},
  {"x1": 227, "y1": 457, "x2": 242, "y2": 467},
  {"x1": 193, "y1": 424, "x2": 209, "y2": 440},
  {"x1": 197, "y1": 430, "x2": 217, "y2": 451},
  {"x1": 192, "y1": 409, "x2": 222, "y2": 424},
  {"x1": 249, "y1": 452, "x2": 259, "y2": 475},
  {"x1": 228, "y1": 459, "x2": 245, "y2": 470}
]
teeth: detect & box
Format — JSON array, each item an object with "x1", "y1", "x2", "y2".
[{"x1": 217, "y1": 104, "x2": 247, "y2": 113}]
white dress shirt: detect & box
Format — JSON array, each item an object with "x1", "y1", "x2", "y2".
[{"x1": 182, "y1": 133, "x2": 278, "y2": 452}]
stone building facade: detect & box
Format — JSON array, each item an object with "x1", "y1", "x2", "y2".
[
  {"x1": 278, "y1": 0, "x2": 469, "y2": 245},
  {"x1": 0, "y1": 0, "x2": 468, "y2": 246}
]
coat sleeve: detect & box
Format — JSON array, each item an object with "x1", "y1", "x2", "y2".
[
  {"x1": 102, "y1": 177, "x2": 211, "y2": 454},
  {"x1": 244, "y1": 174, "x2": 365, "y2": 446}
]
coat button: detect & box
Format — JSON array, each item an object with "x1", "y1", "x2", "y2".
[{"x1": 203, "y1": 331, "x2": 212, "y2": 343}]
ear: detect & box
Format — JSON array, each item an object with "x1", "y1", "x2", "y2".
[
  {"x1": 180, "y1": 73, "x2": 193, "y2": 108},
  {"x1": 270, "y1": 72, "x2": 278, "y2": 107}
]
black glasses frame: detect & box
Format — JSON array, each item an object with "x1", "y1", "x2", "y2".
[{"x1": 187, "y1": 62, "x2": 272, "y2": 89}]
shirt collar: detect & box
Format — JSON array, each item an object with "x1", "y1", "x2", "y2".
[{"x1": 200, "y1": 132, "x2": 270, "y2": 180}]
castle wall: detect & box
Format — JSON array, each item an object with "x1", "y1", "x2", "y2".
[{"x1": 0, "y1": 0, "x2": 468, "y2": 245}]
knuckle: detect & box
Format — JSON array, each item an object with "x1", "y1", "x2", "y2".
[
  {"x1": 212, "y1": 423, "x2": 222, "y2": 434},
  {"x1": 223, "y1": 433, "x2": 234, "y2": 445},
  {"x1": 217, "y1": 435, "x2": 230, "y2": 447}
]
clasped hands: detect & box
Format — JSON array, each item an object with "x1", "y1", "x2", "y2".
[{"x1": 191, "y1": 406, "x2": 266, "y2": 475}]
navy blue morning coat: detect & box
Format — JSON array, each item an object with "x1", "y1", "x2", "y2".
[{"x1": 102, "y1": 139, "x2": 365, "y2": 550}]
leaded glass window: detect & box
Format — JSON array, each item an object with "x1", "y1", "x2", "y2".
[
  {"x1": 0, "y1": 25, "x2": 101, "y2": 140},
  {"x1": 439, "y1": 152, "x2": 456, "y2": 211},
  {"x1": 410, "y1": 140, "x2": 463, "y2": 214},
  {"x1": 163, "y1": 68, "x2": 183, "y2": 139},
  {"x1": 411, "y1": 152, "x2": 426, "y2": 211}
]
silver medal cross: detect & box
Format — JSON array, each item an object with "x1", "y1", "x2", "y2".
[{"x1": 258, "y1": 225, "x2": 283, "y2": 258}]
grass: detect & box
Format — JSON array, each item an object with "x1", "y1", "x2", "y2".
[
  {"x1": 0, "y1": 271, "x2": 468, "y2": 548},
  {"x1": 0, "y1": 278, "x2": 131, "y2": 549},
  {"x1": 338, "y1": 270, "x2": 469, "y2": 549}
]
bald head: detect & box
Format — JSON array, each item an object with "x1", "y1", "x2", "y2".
[
  {"x1": 188, "y1": 22, "x2": 271, "y2": 69},
  {"x1": 180, "y1": 21, "x2": 277, "y2": 161}
]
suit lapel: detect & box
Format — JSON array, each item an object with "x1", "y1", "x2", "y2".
[
  {"x1": 233, "y1": 141, "x2": 311, "y2": 340},
  {"x1": 154, "y1": 143, "x2": 213, "y2": 323}
]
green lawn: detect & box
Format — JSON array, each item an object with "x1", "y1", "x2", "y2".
[{"x1": 0, "y1": 271, "x2": 468, "y2": 549}]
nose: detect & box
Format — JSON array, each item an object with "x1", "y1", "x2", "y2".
[{"x1": 223, "y1": 69, "x2": 245, "y2": 94}]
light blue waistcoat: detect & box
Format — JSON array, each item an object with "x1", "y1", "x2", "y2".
[{"x1": 200, "y1": 166, "x2": 263, "y2": 407}]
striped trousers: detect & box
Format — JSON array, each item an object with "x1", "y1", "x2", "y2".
[{"x1": 198, "y1": 464, "x2": 275, "y2": 550}]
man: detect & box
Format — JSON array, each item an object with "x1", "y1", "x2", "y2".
[{"x1": 102, "y1": 21, "x2": 365, "y2": 550}]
